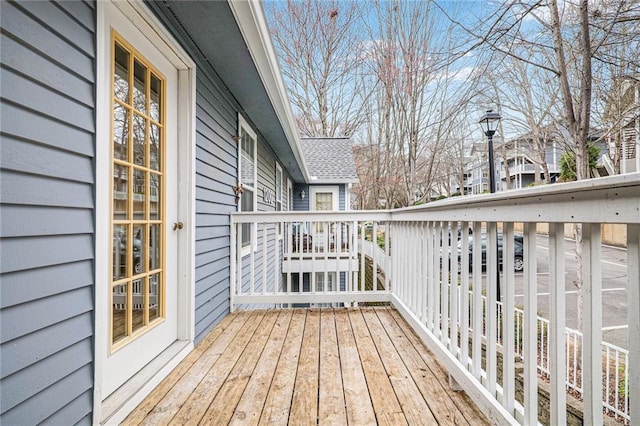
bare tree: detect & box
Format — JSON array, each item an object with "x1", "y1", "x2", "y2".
[{"x1": 266, "y1": 0, "x2": 370, "y2": 137}]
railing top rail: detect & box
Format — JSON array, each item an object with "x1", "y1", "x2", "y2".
[
  {"x1": 230, "y1": 210, "x2": 392, "y2": 223},
  {"x1": 392, "y1": 173, "x2": 640, "y2": 223},
  {"x1": 232, "y1": 173, "x2": 640, "y2": 224}
]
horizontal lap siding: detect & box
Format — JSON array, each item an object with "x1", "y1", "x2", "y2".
[
  {"x1": 0, "y1": 1, "x2": 95, "y2": 425},
  {"x1": 145, "y1": 2, "x2": 295, "y2": 344},
  {"x1": 193, "y1": 69, "x2": 238, "y2": 343}
]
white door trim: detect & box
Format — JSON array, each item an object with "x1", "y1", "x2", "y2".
[
  {"x1": 309, "y1": 185, "x2": 340, "y2": 211},
  {"x1": 94, "y1": 1, "x2": 196, "y2": 423}
]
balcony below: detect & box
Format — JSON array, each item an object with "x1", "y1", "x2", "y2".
[{"x1": 124, "y1": 307, "x2": 488, "y2": 425}]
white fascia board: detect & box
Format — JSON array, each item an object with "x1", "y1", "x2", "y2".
[
  {"x1": 228, "y1": 0, "x2": 311, "y2": 183},
  {"x1": 309, "y1": 178, "x2": 360, "y2": 185}
]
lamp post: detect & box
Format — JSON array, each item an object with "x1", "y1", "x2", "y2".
[
  {"x1": 479, "y1": 109, "x2": 502, "y2": 301},
  {"x1": 478, "y1": 109, "x2": 502, "y2": 193}
]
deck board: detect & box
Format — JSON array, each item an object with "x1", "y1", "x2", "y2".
[
  {"x1": 125, "y1": 307, "x2": 489, "y2": 425},
  {"x1": 319, "y1": 308, "x2": 347, "y2": 425}
]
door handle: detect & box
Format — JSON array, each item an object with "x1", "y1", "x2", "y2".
[{"x1": 173, "y1": 221, "x2": 184, "y2": 231}]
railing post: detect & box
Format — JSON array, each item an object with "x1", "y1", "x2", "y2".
[
  {"x1": 549, "y1": 222, "x2": 567, "y2": 426},
  {"x1": 502, "y1": 222, "x2": 515, "y2": 414},
  {"x1": 582, "y1": 223, "x2": 603, "y2": 425},
  {"x1": 523, "y1": 223, "x2": 538, "y2": 425},
  {"x1": 628, "y1": 224, "x2": 640, "y2": 426}
]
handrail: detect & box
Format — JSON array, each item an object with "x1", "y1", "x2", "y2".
[{"x1": 229, "y1": 175, "x2": 640, "y2": 425}]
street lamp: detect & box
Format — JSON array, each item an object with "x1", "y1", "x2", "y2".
[
  {"x1": 479, "y1": 109, "x2": 502, "y2": 302},
  {"x1": 478, "y1": 109, "x2": 501, "y2": 193}
]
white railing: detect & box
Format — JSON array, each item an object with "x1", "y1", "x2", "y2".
[{"x1": 230, "y1": 173, "x2": 640, "y2": 425}]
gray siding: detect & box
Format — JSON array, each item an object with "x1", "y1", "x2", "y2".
[
  {"x1": 0, "y1": 0, "x2": 96, "y2": 424},
  {"x1": 292, "y1": 184, "x2": 347, "y2": 211},
  {"x1": 147, "y1": 2, "x2": 294, "y2": 343}
]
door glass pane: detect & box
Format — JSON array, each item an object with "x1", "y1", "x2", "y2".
[
  {"x1": 113, "y1": 224, "x2": 128, "y2": 280},
  {"x1": 113, "y1": 104, "x2": 129, "y2": 161},
  {"x1": 149, "y1": 224, "x2": 161, "y2": 271},
  {"x1": 150, "y1": 173, "x2": 161, "y2": 220},
  {"x1": 150, "y1": 73, "x2": 161, "y2": 122},
  {"x1": 112, "y1": 283, "x2": 128, "y2": 344},
  {"x1": 113, "y1": 165, "x2": 128, "y2": 220},
  {"x1": 114, "y1": 44, "x2": 129, "y2": 103},
  {"x1": 132, "y1": 224, "x2": 145, "y2": 275},
  {"x1": 149, "y1": 273, "x2": 160, "y2": 322},
  {"x1": 131, "y1": 277, "x2": 145, "y2": 334},
  {"x1": 150, "y1": 123, "x2": 160, "y2": 170},
  {"x1": 133, "y1": 113, "x2": 146, "y2": 166},
  {"x1": 133, "y1": 169, "x2": 146, "y2": 220},
  {"x1": 133, "y1": 59, "x2": 147, "y2": 113}
]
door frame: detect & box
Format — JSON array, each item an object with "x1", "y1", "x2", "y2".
[
  {"x1": 309, "y1": 185, "x2": 340, "y2": 211},
  {"x1": 94, "y1": 1, "x2": 196, "y2": 423}
]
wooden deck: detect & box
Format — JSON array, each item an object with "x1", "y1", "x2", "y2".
[{"x1": 124, "y1": 307, "x2": 489, "y2": 425}]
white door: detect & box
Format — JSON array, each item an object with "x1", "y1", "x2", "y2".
[
  {"x1": 310, "y1": 186, "x2": 339, "y2": 251},
  {"x1": 103, "y1": 4, "x2": 180, "y2": 397}
]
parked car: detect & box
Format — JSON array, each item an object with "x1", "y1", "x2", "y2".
[{"x1": 457, "y1": 233, "x2": 524, "y2": 272}]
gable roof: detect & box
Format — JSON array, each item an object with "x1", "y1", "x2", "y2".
[{"x1": 300, "y1": 137, "x2": 358, "y2": 184}]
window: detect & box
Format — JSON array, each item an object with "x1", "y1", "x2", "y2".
[
  {"x1": 275, "y1": 163, "x2": 283, "y2": 239},
  {"x1": 111, "y1": 35, "x2": 165, "y2": 347},
  {"x1": 238, "y1": 115, "x2": 257, "y2": 249},
  {"x1": 275, "y1": 163, "x2": 283, "y2": 211},
  {"x1": 287, "y1": 179, "x2": 293, "y2": 211}
]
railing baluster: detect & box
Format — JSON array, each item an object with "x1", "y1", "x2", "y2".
[
  {"x1": 523, "y1": 222, "x2": 538, "y2": 425},
  {"x1": 628, "y1": 224, "x2": 640, "y2": 426},
  {"x1": 360, "y1": 219, "x2": 365, "y2": 292},
  {"x1": 412, "y1": 222, "x2": 419, "y2": 313},
  {"x1": 419, "y1": 222, "x2": 426, "y2": 323},
  {"x1": 311, "y1": 220, "x2": 316, "y2": 294},
  {"x1": 230, "y1": 220, "x2": 237, "y2": 312},
  {"x1": 427, "y1": 222, "x2": 435, "y2": 332},
  {"x1": 286, "y1": 222, "x2": 292, "y2": 297},
  {"x1": 274, "y1": 221, "x2": 280, "y2": 295},
  {"x1": 450, "y1": 222, "x2": 459, "y2": 355},
  {"x1": 584, "y1": 223, "x2": 604, "y2": 424},
  {"x1": 262, "y1": 224, "x2": 267, "y2": 294},
  {"x1": 372, "y1": 221, "x2": 378, "y2": 293},
  {"x1": 434, "y1": 222, "x2": 442, "y2": 337},
  {"x1": 460, "y1": 222, "x2": 470, "y2": 369},
  {"x1": 472, "y1": 220, "x2": 483, "y2": 379},
  {"x1": 348, "y1": 221, "x2": 354, "y2": 293},
  {"x1": 236, "y1": 221, "x2": 243, "y2": 303},
  {"x1": 335, "y1": 221, "x2": 341, "y2": 294},
  {"x1": 441, "y1": 221, "x2": 450, "y2": 346},
  {"x1": 549, "y1": 222, "x2": 567, "y2": 426},
  {"x1": 486, "y1": 221, "x2": 498, "y2": 396},
  {"x1": 250, "y1": 223, "x2": 255, "y2": 295},
  {"x1": 385, "y1": 221, "x2": 391, "y2": 291},
  {"x1": 503, "y1": 222, "x2": 515, "y2": 414}
]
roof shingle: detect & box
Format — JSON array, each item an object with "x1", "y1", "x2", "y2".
[{"x1": 300, "y1": 137, "x2": 358, "y2": 183}]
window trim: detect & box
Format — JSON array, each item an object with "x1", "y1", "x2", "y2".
[
  {"x1": 237, "y1": 114, "x2": 257, "y2": 254},
  {"x1": 275, "y1": 162, "x2": 283, "y2": 209},
  {"x1": 286, "y1": 178, "x2": 293, "y2": 211},
  {"x1": 275, "y1": 162, "x2": 283, "y2": 240}
]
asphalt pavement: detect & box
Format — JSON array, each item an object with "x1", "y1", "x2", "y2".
[{"x1": 505, "y1": 234, "x2": 630, "y2": 349}]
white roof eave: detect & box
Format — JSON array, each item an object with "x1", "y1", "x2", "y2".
[{"x1": 228, "y1": 0, "x2": 311, "y2": 183}]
